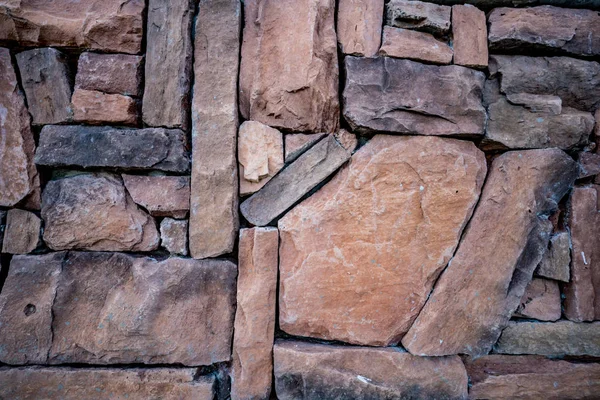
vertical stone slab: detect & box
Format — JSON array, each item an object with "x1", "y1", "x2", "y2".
[
  {"x1": 337, "y1": 0, "x2": 384, "y2": 57},
  {"x1": 452, "y1": 4, "x2": 488, "y2": 68},
  {"x1": 143, "y1": 0, "x2": 194, "y2": 129},
  {"x1": 1, "y1": 209, "x2": 41, "y2": 254},
  {"x1": 231, "y1": 228, "x2": 278, "y2": 400},
  {"x1": 190, "y1": 0, "x2": 240, "y2": 259}
]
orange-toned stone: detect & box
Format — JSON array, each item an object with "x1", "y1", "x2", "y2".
[
  {"x1": 379, "y1": 26, "x2": 453, "y2": 64},
  {"x1": 514, "y1": 278, "x2": 561, "y2": 321},
  {"x1": 72, "y1": 89, "x2": 138, "y2": 125},
  {"x1": 337, "y1": 0, "x2": 384, "y2": 57},
  {"x1": 452, "y1": 4, "x2": 488, "y2": 68}
]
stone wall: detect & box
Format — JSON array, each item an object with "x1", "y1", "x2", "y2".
[{"x1": 0, "y1": 0, "x2": 599, "y2": 398}]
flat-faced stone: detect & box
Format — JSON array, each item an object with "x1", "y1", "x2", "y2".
[
  {"x1": 122, "y1": 174, "x2": 190, "y2": 218},
  {"x1": 75, "y1": 52, "x2": 143, "y2": 96},
  {"x1": 274, "y1": 340, "x2": 468, "y2": 400},
  {"x1": 343, "y1": 56, "x2": 486, "y2": 136},
  {"x1": 1, "y1": 209, "x2": 41, "y2": 254},
  {"x1": 495, "y1": 321, "x2": 600, "y2": 357},
  {"x1": 403, "y1": 149, "x2": 578, "y2": 357},
  {"x1": 379, "y1": 26, "x2": 453, "y2": 64},
  {"x1": 16, "y1": 48, "x2": 72, "y2": 125},
  {"x1": 386, "y1": 0, "x2": 451, "y2": 34},
  {"x1": 189, "y1": 0, "x2": 240, "y2": 259},
  {"x1": 514, "y1": 278, "x2": 561, "y2": 321},
  {"x1": 452, "y1": 4, "x2": 488, "y2": 68},
  {"x1": 42, "y1": 174, "x2": 159, "y2": 252},
  {"x1": 239, "y1": 0, "x2": 339, "y2": 133},
  {"x1": 279, "y1": 135, "x2": 486, "y2": 346},
  {"x1": 578, "y1": 152, "x2": 600, "y2": 179},
  {"x1": 0, "y1": 0, "x2": 144, "y2": 54},
  {"x1": 71, "y1": 89, "x2": 138, "y2": 125},
  {"x1": 506, "y1": 93, "x2": 562, "y2": 114},
  {"x1": 337, "y1": 0, "x2": 384, "y2": 57},
  {"x1": 160, "y1": 218, "x2": 188, "y2": 256},
  {"x1": 143, "y1": 0, "x2": 193, "y2": 129},
  {"x1": 489, "y1": 6, "x2": 600, "y2": 57},
  {"x1": 536, "y1": 231, "x2": 570, "y2": 282},
  {"x1": 284, "y1": 133, "x2": 326, "y2": 163},
  {"x1": 231, "y1": 228, "x2": 278, "y2": 400},
  {"x1": 35, "y1": 125, "x2": 189, "y2": 173},
  {"x1": 0, "y1": 367, "x2": 215, "y2": 400},
  {"x1": 241, "y1": 135, "x2": 351, "y2": 227}
]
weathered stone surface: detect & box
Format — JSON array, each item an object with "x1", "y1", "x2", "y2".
[
  {"x1": 16, "y1": 48, "x2": 72, "y2": 125},
  {"x1": 0, "y1": 0, "x2": 144, "y2": 54},
  {"x1": 71, "y1": 89, "x2": 138, "y2": 125},
  {"x1": 279, "y1": 136, "x2": 486, "y2": 346},
  {"x1": 241, "y1": 135, "x2": 351, "y2": 227},
  {"x1": 564, "y1": 185, "x2": 600, "y2": 321},
  {"x1": 1, "y1": 209, "x2": 41, "y2": 254},
  {"x1": 143, "y1": 0, "x2": 193, "y2": 129},
  {"x1": 0, "y1": 210, "x2": 5, "y2": 249},
  {"x1": 35, "y1": 125, "x2": 189, "y2": 173},
  {"x1": 231, "y1": 228, "x2": 278, "y2": 400},
  {"x1": 452, "y1": 4, "x2": 488, "y2": 68},
  {"x1": 122, "y1": 174, "x2": 190, "y2": 218},
  {"x1": 466, "y1": 355, "x2": 600, "y2": 400},
  {"x1": 76, "y1": 52, "x2": 143, "y2": 96},
  {"x1": 42, "y1": 174, "x2": 159, "y2": 252},
  {"x1": 0, "y1": 367, "x2": 215, "y2": 399},
  {"x1": 489, "y1": 55, "x2": 600, "y2": 112},
  {"x1": 284, "y1": 133, "x2": 326, "y2": 163},
  {"x1": 160, "y1": 218, "x2": 188, "y2": 256},
  {"x1": 489, "y1": 6, "x2": 600, "y2": 57},
  {"x1": 343, "y1": 56, "x2": 486, "y2": 136},
  {"x1": 514, "y1": 278, "x2": 561, "y2": 321},
  {"x1": 274, "y1": 340, "x2": 468, "y2": 399},
  {"x1": 536, "y1": 231, "x2": 570, "y2": 282},
  {"x1": 239, "y1": 0, "x2": 339, "y2": 133},
  {"x1": 379, "y1": 26, "x2": 453, "y2": 64},
  {"x1": 415, "y1": 0, "x2": 600, "y2": 8},
  {"x1": 578, "y1": 152, "x2": 600, "y2": 179},
  {"x1": 0, "y1": 252, "x2": 63, "y2": 365},
  {"x1": 403, "y1": 149, "x2": 578, "y2": 357},
  {"x1": 238, "y1": 121, "x2": 284, "y2": 196},
  {"x1": 190, "y1": 0, "x2": 240, "y2": 259},
  {"x1": 506, "y1": 93, "x2": 562, "y2": 114},
  {"x1": 495, "y1": 321, "x2": 600, "y2": 357},
  {"x1": 334, "y1": 129, "x2": 358, "y2": 153},
  {"x1": 337, "y1": 0, "x2": 384, "y2": 57},
  {"x1": 386, "y1": 0, "x2": 451, "y2": 34},
  {"x1": 0, "y1": 47, "x2": 38, "y2": 207}
]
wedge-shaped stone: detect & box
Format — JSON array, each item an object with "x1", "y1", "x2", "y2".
[
  {"x1": 579, "y1": 152, "x2": 600, "y2": 179},
  {"x1": 403, "y1": 149, "x2": 578, "y2": 357},
  {"x1": 514, "y1": 278, "x2": 561, "y2": 321},
  {"x1": 279, "y1": 136, "x2": 486, "y2": 346},
  {"x1": 0, "y1": 367, "x2": 215, "y2": 400},
  {"x1": 0, "y1": 0, "x2": 144, "y2": 54},
  {"x1": 35, "y1": 125, "x2": 189, "y2": 173},
  {"x1": 489, "y1": 6, "x2": 600, "y2": 57},
  {"x1": 343, "y1": 57, "x2": 486, "y2": 136},
  {"x1": 122, "y1": 175, "x2": 190, "y2": 218},
  {"x1": 274, "y1": 340, "x2": 468, "y2": 400},
  {"x1": 386, "y1": 0, "x2": 451, "y2": 34},
  {"x1": 452, "y1": 4, "x2": 488, "y2": 68},
  {"x1": 241, "y1": 135, "x2": 351, "y2": 227},
  {"x1": 1, "y1": 209, "x2": 41, "y2": 254},
  {"x1": 337, "y1": 0, "x2": 384, "y2": 57},
  {"x1": 239, "y1": 0, "x2": 339, "y2": 133},
  {"x1": 536, "y1": 231, "x2": 570, "y2": 282},
  {"x1": 71, "y1": 89, "x2": 138, "y2": 125},
  {"x1": 76, "y1": 52, "x2": 143, "y2": 96},
  {"x1": 284, "y1": 133, "x2": 326, "y2": 163},
  {"x1": 379, "y1": 26, "x2": 453, "y2": 64}
]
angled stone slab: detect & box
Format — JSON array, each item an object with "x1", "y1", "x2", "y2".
[
  {"x1": 535, "y1": 231, "x2": 570, "y2": 282},
  {"x1": 379, "y1": 26, "x2": 453, "y2": 65},
  {"x1": 284, "y1": 133, "x2": 326, "y2": 163}
]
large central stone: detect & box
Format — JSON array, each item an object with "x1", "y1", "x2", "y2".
[{"x1": 278, "y1": 135, "x2": 486, "y2": 346}]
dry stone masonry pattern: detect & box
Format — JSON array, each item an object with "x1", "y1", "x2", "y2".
[{"x1": 0, "y1": 0, "x2": 599, "y2": 398}]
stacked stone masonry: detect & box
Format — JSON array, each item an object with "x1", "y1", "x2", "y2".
[{"x1": 0, "y1": 0, "x2": 599, "y2": 399}]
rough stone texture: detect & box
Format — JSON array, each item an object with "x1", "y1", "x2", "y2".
[
  {"x1": 71, "y1": 89, "x2": 138, "y2": 125},
  {"x1": 489, "y1": 55, "x2": 600, "y2": 113},
  {"x1": 334, "y1": 129, "x2": 358, "y2": 153},
  {"x1": 419, "y1": 0, "x2": 600, "y2": 8},
  {"x1": 564, "y1": 185, "x2": 600, "y2": 321},
  {"x1": 1, "y1": 208, "x2": 41, "y2": 254},
  {"x1": 0, "y1": 0, "x2": 144, "y2": 54},
  {"x1": 274, "y1": 340, "x2": 468, "y2": 400},
  {"x1": 495, "y1": 321, "x2": 600, "y2": 357},
  {"x1": 231, "y1": 228, "x2": 278, "y2": 400},
  {"x1": 160, "y1": 218, "x2": 188, "y2": 256},
  {"x1": 536, "y1": 231, "x2": 571, "y2": 282},
  {"x1": 379, "y1": 26, "x2": 453, "y2": 64},
  {"x1": 15, "y1": 48, "x2": 72, "y2": 125},
  {"x1": 489, "y1": 6, "x2": 600, "y2": 57},
  {"x1": 506, "y1": 93, "x2": 563, "y2": 114},
  {"x1": 279, "y1": 136, "x2": 486, "y2": 346},
  {"x1": 343, "y1": 56, "x2": 486, "y2": 136},
  {"x1": 35, "y1": 125, "x2": 189, "y2": 173},
  {"x1": 75, "y1": 52, "x2": 143, "y2": 96},
  {"x1": 241, "y1": 135, "x2": 351, "y2": 227},
  {"x1": 190, "y1": 0, "x2": 240, "y2": 259},
  {"x1": 514, "y1": 278, "x2": 561, "y2": 321},
  {"x1": 386, "y1": 0, "x2": 451, "y2": 34},
  {"x1": 239, "y1": 0, "x2": 339, "y2": 133},
  {"x1": 578, "y1": 152, "x2": 600, "y2": 179},
  {"x1": 337, "y1": 0, "x2": 384, "y2": 57},
  {"x1": 143, "y1": 0, "x2": 193, "y2": 129},
  {"x1": 403, "y1": 149, "x2": 578, "y2": 357},
  {"x1": 42, "y1": 174, "x2": 159, "y2": 252},
  {"x1": 122, "y1": 174, "x2": 190, "y2": 218},
  {"x1": 0, "y1": 47, "x2": 39, "y2": 207},
  {"x1": 452, "y1": 4, "x2": 488, "y2": 68},
  {"x1": 238, "y1": 121, "x2": 284, "y2": 196},
  {"x1": 284, "y1": 133, "x2": 326, "y2": 163},
  {"x1": 0, "y1": 210, "x2": 5, "y2": 249},
  {"x1": 466, "y1": 355, "x2": 600, "y2": 400}
]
